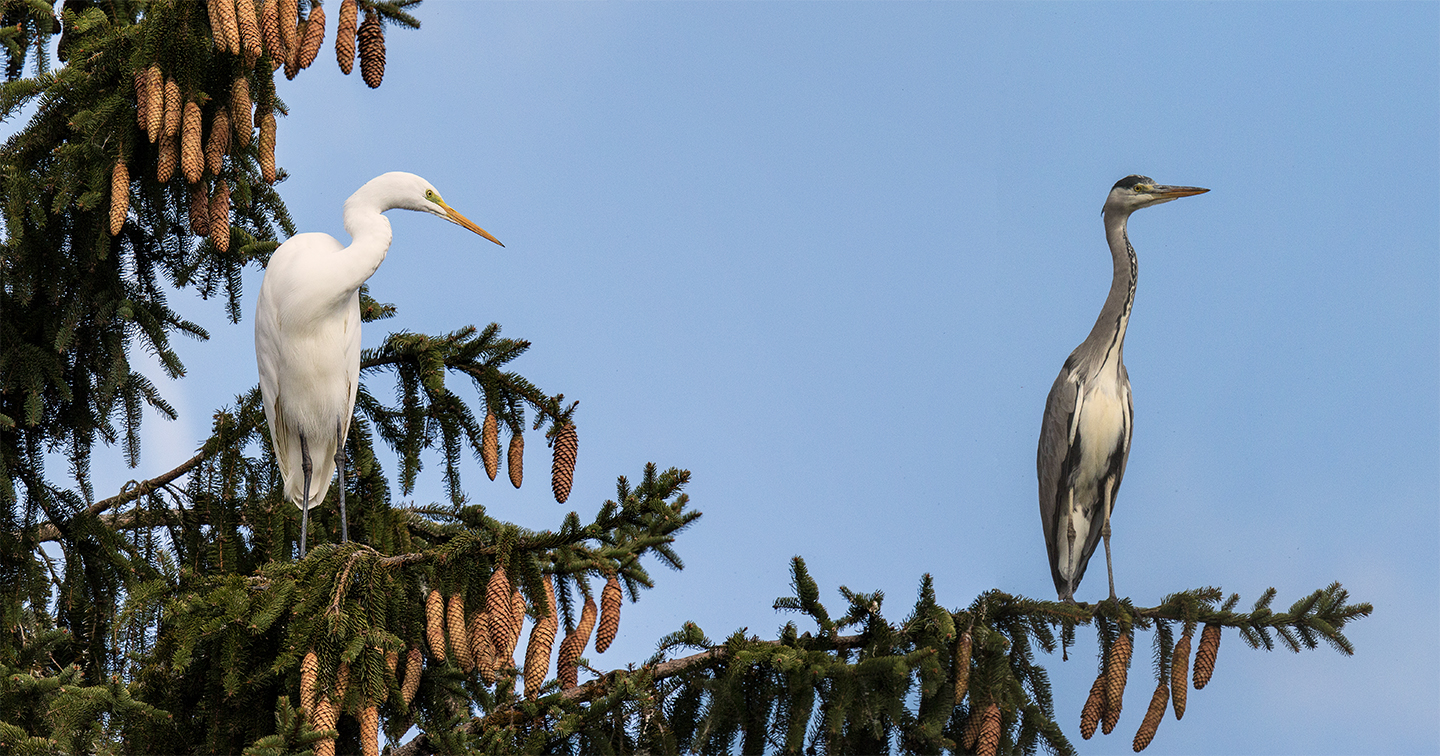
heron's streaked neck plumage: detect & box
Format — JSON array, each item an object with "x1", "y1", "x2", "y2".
[{"x1": 1076, "y1": 207, "x2": 1138, "y2": 376}]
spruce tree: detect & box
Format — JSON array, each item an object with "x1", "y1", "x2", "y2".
[{"x1": 0, "y1": 2, "x2": 1371, "y2": 754}]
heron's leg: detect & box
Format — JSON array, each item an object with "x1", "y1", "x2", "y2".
[
  {"x1": 335, "y1": 423, "x2": 348, "y2": 544},
  {"x1": 1101, "y1": 492, "x2": 1116, "y2": 602},
  {"x1": 299, "y1": 432, "x2": 312, "y2": 559}
]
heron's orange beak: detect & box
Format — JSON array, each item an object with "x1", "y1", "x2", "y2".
[
  {"x1": 442, "y1": 203, "x2": 504, "y2": 247},
  {"x1": 1151, "y1": 185, "x2": 1209, "y2": 199}
]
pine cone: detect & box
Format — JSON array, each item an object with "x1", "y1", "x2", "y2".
[
  {"x1": 146, "y1": 65, "x2": 163, "y2": 141},
  {"x1": 1132, "y1": 679, "x2": 1169, "y2": 752},
  {"x1": 284, "y1": 19, "x2": 302, "y2": 79},
  {"x1": 400, "y1": 647, "x2": 422, "y2": 705},
  {"x1": 108, "y1": 160, "x2": 128, "y2": 236},
  {"x1": 182, "y1": 101, "x2": 204, "y2": 183},
  {"x1": 507, "y1": 587, "x2": 527, "y2": 660},
  {"x1": 134, "y1": 71, "x2": 149, "y2": 131},
  {"x1": 481, "y1": 411, "x2": 499, "y2": 480},
  {"x1": 189, "y1": 183, "x2": 210, "y2": 237},
  {"x1": 260, "y1": 0, "x2": 282, "y2": 67},
  {"x1": 1080, "y1": 669, "x2": 1105, "y2": 740},
  {"x1": 385, "y1": 648, "x2": 399, "y2": 680},
  {"x1": 298, "y1": 3, "x2": 324, "y2": 69},
  {"x1": 1193, "y1": 624, "x2": 1221, "y2": 690},
  {"x1": 1171, "y1": 629, "x2": 1191, "y2": 719},
  {"x1": 447, "y1": 594, "x2": 474, "y2": 673},
  {"x1": 334, "y1": 0, "x2": 357, "y2": 74},
  {"x1": 206, "y1": 107, "x2": 231, "y2": 176},
  {"x1": 976, "y1": 703, "x2": 1002, "y2": 756},
  {"x1": 523, "y1": 575, "x2": 558, "y2": 699},
  {"x1": 236, "y1": 0, "x2": 262, "y2": 64},
  {"x1": 312, "y1": 695, "x2": 338, "y2": 756},
  {"x1": 211, "y1": 0, "x2": 239, "y2": 54},
  {"x1": 357, "y1": 12, "x2": 385, "y2": 88},
  {"x1": 470, "y1": 610, "x2": 496, "y2": 683},
  {"x1": 230, "y1": 76, "x2": 252, "y2": 146},
  {"x1": 278, "y1": 0, "x2": 297, "y2": 57},
  {"x1": 507, "y1": 432, "x2": 523, "y2": 488},
  {"x1": 484, "y1": 567, "x2": 513, "y2": 645},
  {"x1": 206, "y1": 0, "x2": 226, "y2": 52},
  {"x1": 157, "y1": 132, "x2": 178, "y2": 182},
  {"x1": 595, "y1": 574, "x2": 621, "y2": 653},
  {"x1": 333, "y1": 660, "x2": 350, "y2": 706},
  {"x1": 1103, "y1": 631, "x2": 1133, "y2": 735},
  {"x1": 961, "y1": 706, "x2": 982, "y2": 751},
  {"x1": 299, "y1": 649, "x2": 319, "y2": 713},
  {"x1": 551, "y1": 423, "x2": 578, "y2": 503},
  {"x1": 359, "y1": 703, "x2": 379, "y2": 756},
  {"x1": 425, "y1": 589, "x2": 446, "y2": 662},
  {"x1": 952, "y1": 629, "x2": 972, "y2": 706},
  {"x1": 557, "y1": 596, "x2": 597, "y2": 690},
  {"x1": 163, "y1": 77, "x2": 180, "y2": 138},
  {"x1": 209, "y1": 180, "x2": 230, "y2": 253},
  {"x1": 258, "y1": 111, "x2": 276, "y2": 183}
]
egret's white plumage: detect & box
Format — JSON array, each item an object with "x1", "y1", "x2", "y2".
[{"x1": 255, "y1": 171, "x2": 502, "y2": 556}]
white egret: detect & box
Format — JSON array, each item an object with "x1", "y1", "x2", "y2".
[{"x1": 255, "y1": 171, "x2": 503, "y2": 557}]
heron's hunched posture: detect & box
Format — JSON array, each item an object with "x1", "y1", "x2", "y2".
[
  {"x1": 256, "y1": 172, "x2": 503, "y2": 558},
  {"x1": 1037, "y1": 175, "x2": 1207, "y2": 602}
]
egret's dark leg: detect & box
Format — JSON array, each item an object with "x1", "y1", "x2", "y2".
[
  {"x1": 299, "y1": 432, "x2": 312, "y2": 559},
  {"x1": 1102, "y1": 497, "x2": 1117, "y2": 601},
  {"x1": 335, "y1": 423, "x2": 347, "y2": 544}
]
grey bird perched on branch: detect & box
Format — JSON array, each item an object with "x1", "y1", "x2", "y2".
[{"x1": 1037, "y1": 175, "x2": 1208, "y2": 603}]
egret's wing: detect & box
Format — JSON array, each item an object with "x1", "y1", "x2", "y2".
[{"x1": 341, "y1": 290, "x2": 362, "y2": 448}]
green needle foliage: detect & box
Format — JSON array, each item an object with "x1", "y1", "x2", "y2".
[{"x1": 0, "y1": 2, "x2": 1372, "y2": 755}]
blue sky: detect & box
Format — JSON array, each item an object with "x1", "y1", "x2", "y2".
[{"x1": 97, "y1": 2, "x2": 1437, "y2": 753}]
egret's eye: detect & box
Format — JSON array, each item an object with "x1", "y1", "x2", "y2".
[{"x1": 424, "y1": 189, "x2": 439, "y2": 202}]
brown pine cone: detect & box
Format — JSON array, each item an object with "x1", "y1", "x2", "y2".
[
  {"x1": 260, "y1": 0, "x2": 282, "y2": 67},
  {"x1": 481, "y1": 411, "x2": 499, "y2": 481},
  {"x1": 1132, "y1": 679, "x2": 1169, "y2": 752},
  {"x1": 189, "y1": 183, "x2": 210, "y2": 237},
  {"x1": 595, "y1": 574, "x2": 621, "y2": 653},
  {"x1": 230, "y1": 77, "x2": 252, "y2": 146},
  {"x1": 157, "y1": 132, "x2": 178, "y2": 182},
  {"x1": 357, "y1": 12, "x2": 385, "y2": 88},
  {"x1": 425, "y1": 589, "x2": 446, "y2": 662},
  {"x1": 312, "y1": 695, "x2": 338, "y2": 756},
  {"x1": 284, "y1": 19, "x2": 302, "y2": 79},
  {"x1": 557, "y1": 596, "x2": 597, "y2": 690},
  {"x1": 400, "y1": 647, "x2": 422, "y2": 705},
  {"x1": 206, "y1": 0, "x2": 226, "y2": 51},
  {"x1": 278, "y1": 0, "x2": 297, "y2": 57},
  {"x1": 1102, "y1": 631, "x2": 1132, "y2": 734},
  {"x1": 961, "y1": 706, "x2": 982, "y2": 751},
  {"x1": 551, "y1": 423, "x2": 578, "y2": 503},
  {"x1": 1171, "y1": 629, "x2": 1191, "y2": 719},
  {"x1": 504, "y1": 586, "x2": 526, "y2": 663},
  {"x1": 976, "y1": 703, "x2": 1002, "y2": 756},
  {"x1": 359, "y1": 703, "x2": 379, "y2": 756},
  {"x1": 163, "y1": 77, "x2": 180, "y2": 137},
  {"x1": 1079, "y1": 669, "x2": 1105, "y2": 740},
  {"x1": 484, "y1": 567, "x2": 512, "y2": 639},
  {"x1": 1193, "y1": 624, "x2": 1221, "y2": 689},
  {"x1": 236, "y1": 0, "x2": 262, "y2": 64},
  {"x1": 298, "y1": 3, "x2": 324, "y2": 69},
  {"x1": 334, "y1": 660, "x2": 351, "y2": 706},
  {"x1": 470, "y1": 610, "x2": 497, "y2": 683},
  {"x1": 181, "y1": 101, "x2": 204, "y2": 183},
  {"x1": 206, "y1": 107, "x2": 231, "y2": 176},
  {"x1": 523, "y1": 575, "x2": 558, "y2": 699},
  {"x1": 385, "y1": 648, "x2": 399, "y2": 680},
  {"x1": 299, "y1": 649, "x2": 319, "y2": 713},
  {"x1": 258, "y1": 111, "x2": 277, "y2": 183},
  {"x1": 211, "y1": 0, "x2": 239, "y2": 54},
  {"x1": 953, "y1": 629, "x2": 972, "y2": 706},
  {"x1": 507, "y1": 432, "x2": 523, "y2": 488},
  {"x1": 134, "y1": 71, "x2": 149, "y2": 131},
  {"x1": 108, "y1": 160, "x2": 128, "y2": 236},
  {"x1": 209, "y1": 180, "x2": 231, "y2": 253},
  {"x1": 334, "y1": 0, "x2": 357, "y2": 74},
  {"x1": 146, "y1": 65, "x2": 163, "y2": 141},
  {"x1": 448, "y1": 594, "x2": 474, "y2": 673}
]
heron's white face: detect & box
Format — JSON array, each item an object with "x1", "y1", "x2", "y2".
[{"x1": 1102, "y1": 175, "x2": 1209, "y2": 214}]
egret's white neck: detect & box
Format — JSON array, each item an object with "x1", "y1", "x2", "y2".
[{"x1": 339, "y1": 185, "x2": 396, "y2": 288}]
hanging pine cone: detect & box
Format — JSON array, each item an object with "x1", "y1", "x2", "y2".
[
  {"x1": 1171, "y1": 628, "x2": 1191, "y2": 719},
  {"x1": 357, "y1": 11, "x2": 385, "y2": 88},
  {"x1": 259, "y1": 111, "x2": 277, "y2": 183},
  {"x1": 284, "y1": 19, "x2": 302, "y2": 79},
  {"x1": 1132, "y1": 679, "x2": 1169, "y2": 752},
  {"x1": 470, "y1": 610, "x2": 497, "y2": 683},
  {"x1": 313, "y1": 694, "x2": 338, "y2": 756},
  {"x1": 210, "y1": 0, "x2": 240, "y2": 54},
  {"x1": 157, "y1": 132, "x2": 178, "y2": 182},
  {"x1": 334, "y1": 0, "x2": 356, "y2": 74},
  {"x1": 976, "y1": 703, "x2": 1002, "y2": 756},
  {"x1": 260, "y1": 0, "x2": 282, "y2": 67},
  {"x1": 523, "y1": 575, "x2": 558, "y2": 699},
  {"x1": 1103, "y1": 631, "x2": 1133, "y2": 735},
  {"x1": 163, "y1": 77, "x2": 180, "y2": 137},
  {"x1": 209, "y1": 180, "x2": 231, "y2": 253},
  {"x1": 299, "y1": 649, "x2": 319, "y2": 712},
  {"x1": 1193, "y1": 624, "x2": 1221, "y2": 689},
  {"x1": 425, "y1": 589, "x2": 446, "y2": 662},
  {"x1": 481, "y1": 412, "x2": 499, "y2": 480},
  {"x1": 507, "y1": 433, "x2": 523, "y2": 488},
  {"x1": 206, "y1": 107, "x2": 231, "y2": 175},
  {"x1": 230, "y1": 77, "x2": 252, "y2": 146},
  {"x1": 181, "y1": 101, "x2": 204, "y2": 183},
  {"x1": 484, "y1": 567, "x2": 511, "y2": 628},
  {"x1": 134, "y1": 71, "x2": 149, "y2": 131},
  {"x1": 333, "y1": 660, "x2": 350, "y2": 705},
  {"x1": 236, "y1": 0, "x2": 262, "y2": 65},
  {"x1": 447, "y1": 594, "x2": 474, "y2": 673},
  {"x1": 952, "y1": 629, "x2": 972, "y2": 706},
  {"x1": 595, "y1": 574, "x2": 621, "y2": 653},
  {"x1": 556, "y1": 596, "x2": 597, "y2": 690},
  {"x1": 298, "y1": 3, "x2": 324, "y2": 69},
  {"x1": 108, "y1": 160, "x2": 128, "y2": 236},
  {"x1": 385, "y1": 648, "x2": 399, "y2": 681},
  {"x1": 146, "y1": 65, "x2": 163, "y2": 141},
  {"x1": 278, "y1": 0, "x2": 297, "y2": 57},
  {"x1": 189, "y1": 182, "x2": 210, "y2": 237},
  {"x1": 400, "y1": 647, "x2": 422, "y2": 705},
  {"x1": 1079, "y1": 670, "x2": 1105, "y2": 740},
  {"x1": 359, "y1": 703, "x2": 379, "y2": 756},
  {"x1": 551, "y1": 423, "x2": 578, "y2": 503},
  {"x1": 505, "y1": 586, "x2": 526, "y2": 663}
]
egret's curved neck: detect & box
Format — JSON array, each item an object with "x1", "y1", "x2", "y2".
[
  {"x1": 339, "y1": 188, "x2": 395, "y2": 289},
  {"x1": 1078, "y1": 208, "x2": 1138, "y2": 373}
]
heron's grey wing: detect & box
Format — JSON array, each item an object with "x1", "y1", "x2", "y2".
[{"x1": 1038, "y1": 359, "x2": 1082, "y2": 589}]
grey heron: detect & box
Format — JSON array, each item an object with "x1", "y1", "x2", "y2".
[{"x1": 1036, "y1": 175, "x2": 1208, "y2": 602}]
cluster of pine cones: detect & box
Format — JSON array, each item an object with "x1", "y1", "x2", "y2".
[
  {"x1": 1076, "y1": 624, "x2": 1223, "y2": 753},
  {"x1": 481, "y1": 411, "x2": 580, "y2": 504},
  {"x1": 109, "y1": 0, "x2": 391, "y2": 242}
]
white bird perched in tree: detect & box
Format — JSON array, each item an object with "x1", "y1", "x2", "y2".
[{"x1": 255, "y1": 171, "x2": 503, "y2": 557}]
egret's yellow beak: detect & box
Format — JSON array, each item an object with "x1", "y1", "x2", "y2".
[{"x1": 441, "y1": 202, "x2": 504, "y2": 247}]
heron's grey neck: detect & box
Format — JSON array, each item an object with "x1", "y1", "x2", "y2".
[{"x1": 1075, "y1": 209, "x2": 1138, "y2": 373}]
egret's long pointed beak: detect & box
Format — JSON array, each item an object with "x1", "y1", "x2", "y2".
[
  {"x1": 441, "y1": 202, "x2": 504, "y2": 247},
  {"x1": 1152, "y1": 185, "x2": 1209, "y2": 199}
]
